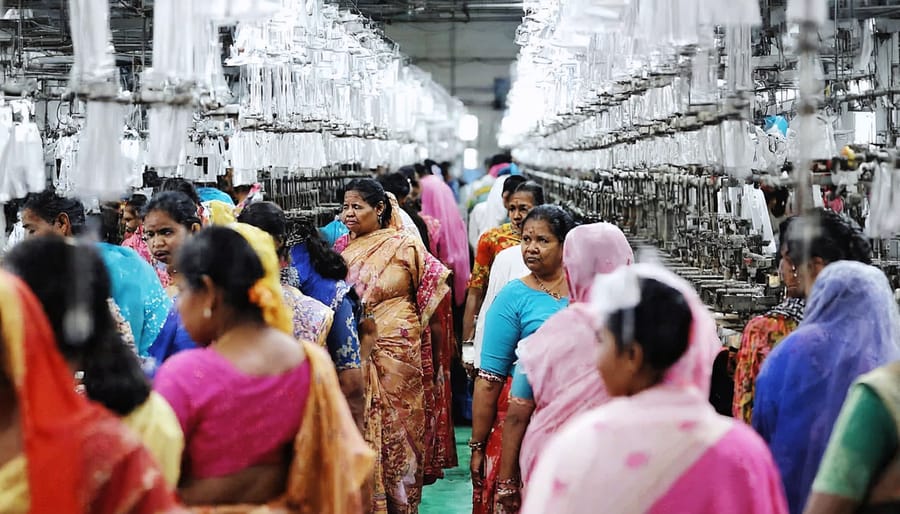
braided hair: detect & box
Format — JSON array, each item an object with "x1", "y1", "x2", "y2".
[{"x1": 783, "y1": 209, "x2": 873, "y2": 266}]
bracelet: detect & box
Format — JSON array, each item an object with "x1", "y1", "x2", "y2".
[
  {"x1": 496, "y1": 479, "x2": 521, "y2": 497},
  {"x1": 463, "y1": 339, "x2": 475, "y2": 345},
  {"x1": 468, "y1": 439, "x2": 487, "y2": 452},
  {"x1": 478, "y1": 369, "x2": 506, "y2": 383}
]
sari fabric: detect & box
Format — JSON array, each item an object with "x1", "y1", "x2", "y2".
[
  {"x1": 339, "y1": 221, "x2": 450, "y2": 514},
  {"x1": 732, "y1": 298, "x2": 804, "y2": 423},
  {"x1": 420, "y1": 174, "x2": 470, "y2": 306},
  {"x1": 189, "y1": 343, "x2": 375, "y2": 514},
  {"x1": 468, "y1": 175, "x2": 509, "y2": 249},
  {"x1": 425, "y1": 295, "x2": 459, "y2": 481},
  {"x1": 0, "y1": 271, "x2": 180, "y2": 514},
  {"x1": 97, "y1": 242, "x2": 172, "y2": 356},
  {"x1": 754, "y1": 261, "x2": 900, "y2": 514},
  {"x1": 282, "y1": 284, "x2": 334, "y2": 347},
  {"x1": 516, "y1": 223, "x2": 633, "y2": 483},
  {"x1": 523, "y1": 264, "x2": 788, "y2": 514}
]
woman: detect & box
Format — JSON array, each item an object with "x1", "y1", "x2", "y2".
[
  {"x1": 805, "y1": 361, "x2": 900, "y2": 514},
  {"x1": 21, "y1": 190, "x2": 171, "y2": 356},
  {"x1": 238, "y1": 202, "x2": 335, "y2": 346},
  {"x1": 754, "y1": 261, "x2": 900, "y2": 514},
  {"x1": 145, "y1": 191, "x2": 204, "y2": 364},
  {"x1": 735, "y1": 211, "x2": 874, "y2": 423},
  {"x1": 154, "y1": 224, "x2": 374, "y2": 510},
  {"x1": 471, "y1": 205, "x2": 574, "y2": 514},
  {"x1": 419, "y1": 170, "x2": 470, "y2": 307},
  {"x1": 122, "y1": 193, "x2": 172, "y2": 288},
  {"x1": 239, "y1": 201, "x2": 365, "y2": 428},
  {"x1": 468, "y1": 175, "x2": 525, "y2": 250},
  {"x1": 0, "y1": 270, "x2": 181, "y2": 513},
  {"x1": 493, "y1": 223, "x2": 633, "y2": 510},
  {"x1": 466, "y1": 180, "x2": 541, "y2": 368},
  {"x1": 522, "y1": 264, "x2": 789, "y2": 514},
  {"x1": 336, "y1": 178, "x2": 450, "y2": 514},
  {"x1": 732, "y1": 216, "x2": 804, "y2": 422},
  {"x1": 4, "y1": 237, "x2": 184, "y2": 487}
]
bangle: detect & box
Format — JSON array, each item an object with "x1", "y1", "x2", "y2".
[
  {"x1": 478, "y1": 369, "x2": 506, "y2": 383},
  {"x1": 496, "y1": 479, "x2": 520, "y2": 497},
  {"x1": 463, "y1": 339, "x2": 475, "y2": 345},
  {"x1": 468, "y1": 439, "x2": 487, "y2": 452}
]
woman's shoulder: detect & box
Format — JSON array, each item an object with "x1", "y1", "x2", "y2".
[
  {"x1": 155, "y1": 348, "x2": 214, "y2": 379},
  {"x1": 123, "y1": 392, "x2": 184, "y2": 443}
]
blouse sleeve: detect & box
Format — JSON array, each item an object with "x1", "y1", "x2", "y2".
[
  {"x1": 812, "y1": 384, "x2": 898, "y2": 501},
  {"x1": 510, "y1": 365, "x2": 535, "y2": 401},
  {"x1": 468, "y1": 230, "x2": 496, "y2": 291},
  {"x1": 326, "y1": 296, "x2": 362, "y2": 371},
  {"x1": 480, "y1": 282, "x2": 522, "y2": 377}
]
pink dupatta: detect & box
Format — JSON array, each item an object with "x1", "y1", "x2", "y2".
[
  {"x1": 522, "y1": 264, "x2": 788, "y2": 514},
  {"x1": 516, "y1": 223, "x2": 633, "y2": 483},
  {"x1": 419, "y1": 174, "x2": 470, "y2": 305}
]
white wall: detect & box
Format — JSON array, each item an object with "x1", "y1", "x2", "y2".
[{"x1": 385, "y1": 21, "x2": 519, "y2": 166}]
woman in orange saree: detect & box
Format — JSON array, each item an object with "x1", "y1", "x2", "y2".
[
  {"x1": 336, "y1": 178, "x2": 451, "y2": 514},
  {"x1": 0, "y1": 270, "x2": 181, "y2": 514}
]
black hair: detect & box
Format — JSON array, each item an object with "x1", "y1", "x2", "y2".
[
  {"x1": 512, "y1": 181, "x2": 545, "y2": 206},
  {"x1": 4, "y1": 237, "x2": 151, "y2": 416},
  {"x1": 344, "y1": 178, "x2": 393, "y2": 229},
  {"x1": 522, "y1": 204, "x2": 575, "y2": 242},
  {"x1": 607, "y1": 277, "x2": 693, "y2": 373},
  {"x1": 143, "y1": 191, "x2": 201, "y2": 228},
  {"x1": 378, "y1": 173, "x2": 412, "y2": 200},
  {"x1": 502, "y1": 175, "x2": 528, "y2": 196},
  {"x1": 238, "y1": 201, "x2": 289, "y2": 260},
  {"x1": 22, "y1": 190, "x2": 86, "y2": 235},
  {"x1": 160, "y1": 178, "x2": 200, "y2": 206},
  {"x1": 176, "y1": 226, "x2": 265, "y2": 317},
  {"x1": 763, "y1": 186, "x2": 790, "y2": 218},
  {"x1": 377, "y1": 173, "x2": 432, "y2": 249},
  {"x1": 490, "y1": 152, "x2": 512, "y2": 168},
  {"x1": 124, "y1": 193, "x2": 148, "y2": 213},
  {"x1": 784, "y1": 209, "x2": 872, "y2": 266},
  {"x1": 284, "y1": 213, "x2": 348, "y2": 280}
]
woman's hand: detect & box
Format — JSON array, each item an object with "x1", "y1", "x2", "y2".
[
  {"x1": 494, "y1": 482, "x2": 521, "y2": 513},
  {"x1": 470, "y1": 448, "x2": 485, "y2": 488}
]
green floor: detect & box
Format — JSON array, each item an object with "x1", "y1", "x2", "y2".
[{"x1": 420, "y1": 426, "x2": 473, "y2": 514}]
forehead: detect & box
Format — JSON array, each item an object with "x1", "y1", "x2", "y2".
[
  {"x1": 343, "y1": 191, "x2": 369, "y2": 205},
  {"x1": 21, "y1": 209, "x2": 51, "y2": 225},
  {"x1": 523, "y1": 218, "x2": 552, "y2": 234},
  {"x1": 143, "y1": 209, "x2": 177, "y2": 228},
  {"x1": 508, "y1": 191, "x2": 534, "y2": 204}
]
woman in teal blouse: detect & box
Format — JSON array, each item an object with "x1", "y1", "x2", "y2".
[{"x1": 470, "y1": 205, "x2": 575, "y2": 514}]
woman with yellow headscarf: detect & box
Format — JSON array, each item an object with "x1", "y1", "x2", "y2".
[{"x1": 153, "y1": 223, "x2": 373, "y2": 512}]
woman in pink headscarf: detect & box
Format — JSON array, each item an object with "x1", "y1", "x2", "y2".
[
  {"x1": 419, "y1": 172, "x2": 471, "y2": 307},
  {"x1": 493, "y1": 223, "x2": 634, "y2": 511},
  {"x1": 521, "y1": 264, "x2": 788, "y2": 514}
]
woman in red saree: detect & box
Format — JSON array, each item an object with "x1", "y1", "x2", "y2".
[
  {"x1": 336, "y1": 178, "x2": 451, "y2": 514},
  {"x1": 0, "y1": 270, "x2": 181, "y2": 514}
]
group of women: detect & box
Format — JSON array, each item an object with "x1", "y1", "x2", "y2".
[{"x1": 3, "y1": 163, "x2": 900, "y2": 514}]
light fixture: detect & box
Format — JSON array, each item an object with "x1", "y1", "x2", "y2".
[
  {"x1": 464, "y1": 148, "x2": 479, "y2": 169},
  {"x1": 459, "y1": 114, "x2": 479, "y2": 142}
]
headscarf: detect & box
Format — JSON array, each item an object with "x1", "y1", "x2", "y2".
[
  {"x1": 753, "y1": 261, "x2": 900, "y2": 514},
  {"x1": 563, "y1": 223, "x2": 634, "y2": 303},
  {"x1": 522, "y1": 264, "x2": 770, "y2": 514},
  {"x1": 419, "y1": 174, "x2": 470, "y2": 305},
  {"x1": 204, "y1": 200, "x2": 237, "y2": 226},
  {"x1": 196, "y1": 187, "x2": 235, "y2": 206},
  {"x1": 516, "y1": 223, "x2": 633, "y2": 481},
  {"x1": 228, "y1": 223, "x2": 294, "y2": 335},
  {"x1": 0, "y1": 271, "x2": 178, "y2": 513},
  {"x1": 96, "y1": 243, "x2": 172, "y2": 356}
]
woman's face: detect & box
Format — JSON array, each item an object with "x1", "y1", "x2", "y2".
[
  {"x1": 175, "y1": 277, "x2": 216, "y2": 346},
  {"x1": 21, "y1": 209, "x2": 68, "y2": 239},
  {"x1": 778, "y1": 247, "x2": 804, "y2": 299},
  {"x1": 595, "y1": 326, "x2": 635, "y2": 397},
  {"x1": 521, "y1": 218, "x2": 564, "y2": 276},
  {"x1": 121, "y1": 207, "x2": 140, "y2": 235},
  {"x1": 507, "y1": 192, "x2": 536, "y2": 232},
  {"x1": 342, "y1": 190, "x2": 384, "y2": 236},
  {"x1": 143, "y1": 210, "x2": 192, "y2": 266}
]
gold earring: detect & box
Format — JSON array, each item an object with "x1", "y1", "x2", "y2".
[{"x1": 203, "y1": 307, "x2": 212, "y2": 319}]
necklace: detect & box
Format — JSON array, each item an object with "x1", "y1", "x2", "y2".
[{"x1": 533, "y1": 274, "x2": 565, "y2": 300}]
